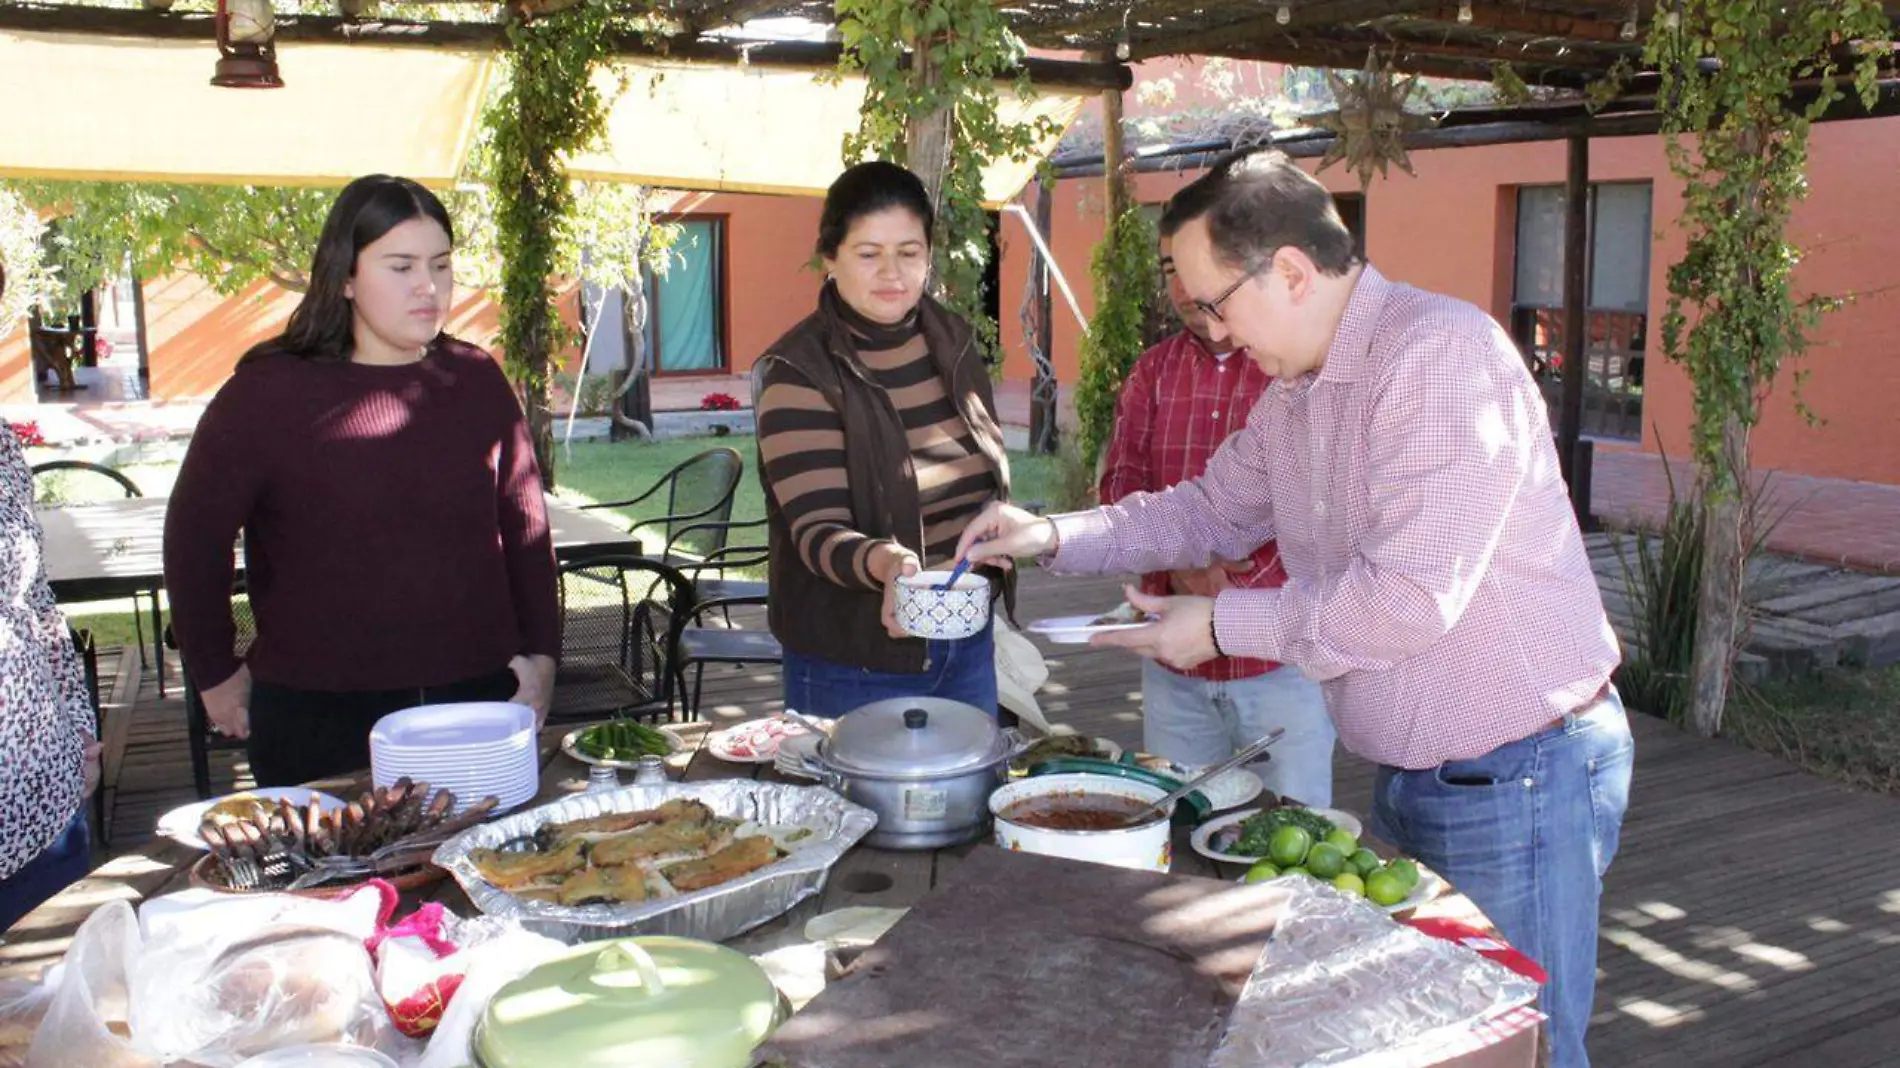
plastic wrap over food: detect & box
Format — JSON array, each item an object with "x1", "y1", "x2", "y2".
[
  {"x1": 1208, "y1": 880, "x2": 1540, "y2": 1068},
  {"x1": 433, "y1": 780, "x2": 877, "y2": 945}
]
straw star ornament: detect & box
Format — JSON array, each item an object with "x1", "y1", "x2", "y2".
[{"x1": 1309, "y1": 49, "x2": 1437, "y2": 188}]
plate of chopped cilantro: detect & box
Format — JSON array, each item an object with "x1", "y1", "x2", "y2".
[{"x1": 1190, "y1": 803, "x2": 1365, "y2": 864}]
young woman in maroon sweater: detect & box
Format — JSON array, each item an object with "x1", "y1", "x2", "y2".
[{"x1": 163, "y1": 175, "x2": 560, "y2": 787}]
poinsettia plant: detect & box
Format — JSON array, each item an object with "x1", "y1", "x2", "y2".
[
  {"x1": 700, "y1": 392, "x2": 742, "y2": 412},
  {"x1": 9, "y1": 421, "x2": 46, "y2": 448}
]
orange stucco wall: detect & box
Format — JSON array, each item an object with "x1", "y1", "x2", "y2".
[
  {"x1": 998, "y1": 117, "x2": 1900, "y2": 487},
  {"x1": 687, "y1": 192, "x2": 826, "y2": 369}
]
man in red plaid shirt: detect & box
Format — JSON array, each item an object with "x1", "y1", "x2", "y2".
[{"x1": 1096, "y1": 205, "x2": 1336, "y2": 806}]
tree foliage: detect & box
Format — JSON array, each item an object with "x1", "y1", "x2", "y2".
[
  {"x1": 1072, "y1": 202, "x2": 1161, "y2": 468},
  {"x1": 481, "y1": 1, "x2": 665, "y2": 485},
  {"x1": 0, "y1": 188, "x2": 58, "y2": 335},
  {"x1": 1643, "y1": 0, "x2": 1890, "y2": 737},
  {"x1": 1, "y1": 181, "x2": 330, "y2": 311},
  {"x1": 834, "y1": 0, "x2": 1060, "y2": 359},
  {"x1": 1647, "y1": 0, "x2": 1890, "y2": 491}
]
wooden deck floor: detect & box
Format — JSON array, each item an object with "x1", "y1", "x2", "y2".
[{"x1": 85, "y1": 569, "x2": 1900, "y2": 1067}]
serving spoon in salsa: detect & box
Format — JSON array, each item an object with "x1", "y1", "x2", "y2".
[{"x1": 1118, "y1": 727, "x2": 1286, "y2": 827}]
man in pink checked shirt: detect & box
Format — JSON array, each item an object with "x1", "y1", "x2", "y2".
[
  {"x1": 958, "y1": 149, "x2": 1632, "y2": 1068},
  {"x1": 1097, "y1": 206, "x2": 1335, "y2": 806}
]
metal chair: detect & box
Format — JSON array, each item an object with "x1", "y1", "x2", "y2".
[
  {"x1": 580, "y1": 447, "x2": 744, "y2": 566},
  {"x1": 32, "y1": 461, "x2": 167, "y2": 696},
  {"x1": 677, "y1": 592, "x2": 782, "y2": 722},
  {"x1": 667, "y1": 516, "x2": 770, "y2": 610},
  {"x1": 68, "y1": 627, "x2": 108, "y2": 843},
  {"x1": 551, "y1": 554, "x2": 695, "y2": 724},
  {"x1": 166, "y1": 593, "x2": 254, "y2": 800}
]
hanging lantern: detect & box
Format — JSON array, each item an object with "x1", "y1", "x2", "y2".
[{"x1": 211, "y1": 0, "x2": 283, "y2": 89}]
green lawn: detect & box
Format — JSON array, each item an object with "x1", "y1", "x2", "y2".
[{"x1": 59, "y1": 434, "x2": 1068, "y2": 651}]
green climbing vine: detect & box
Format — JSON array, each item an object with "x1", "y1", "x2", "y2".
[
  {"x1": 1073, "y1": 202, "x2": 1161, "y2": 468},
  {"x1": 1642, "y1": 0, "x2": 1890, "y2": 737},
  {"x1": 834, "y1": 0, "x2": 1060, "y2": 359},
  {"x1": 1647, "y1": 0, "x2": 1890, "y2": 489},
  {"x1": 483, "y1": 0, "x2": 643, "y2": 484}
]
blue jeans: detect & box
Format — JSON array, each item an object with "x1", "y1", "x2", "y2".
[
  {"x1": 1370, "y1": 690, "x2": 1633, "y2": 1068},
  {"x1": 1140, "y1": 659, "x2": 1336, "y2": 807},
  {"x1": 782, "y1": 622, "x2": 998, "y2": 719},
  {"x1": 0, "y1": 808, "x2": 91, "y2": 934}
]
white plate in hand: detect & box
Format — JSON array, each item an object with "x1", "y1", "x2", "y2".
[
  {"x1": 1025, "y1": 614, "x2": 1154, "y2": 644},
  {"x1": 157, "y1": 787, "x2": 346, "y2": 850}
]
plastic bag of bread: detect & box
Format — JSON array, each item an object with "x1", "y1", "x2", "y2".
[
  {"x1": 149, "y1": 925, "x2": 390, "y2": 1063},
  {"x1": 20, "y1": 890, "x2": 410, "y2": 1068},
  {"x1": 24, "y1": 901, "x2": 161, "y2": 1068}
]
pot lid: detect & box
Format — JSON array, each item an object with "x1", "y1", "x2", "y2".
[
  {"x1": 822, "y1": 696, "x2": 1003, "y2": 776},
  {"x1": 474, "y1": 936, "x2": 783, "y2": 1068}
]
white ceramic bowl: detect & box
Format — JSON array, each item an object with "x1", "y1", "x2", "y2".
[
  {"x1": 894, "y1": 570, "x2": 991, "y2": 640},
  {"x1": 990, "y1": 773, "x2": 1173, "y2": 872}
]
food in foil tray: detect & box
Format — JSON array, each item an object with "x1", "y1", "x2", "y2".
[{"x1": 468, "y1": 798, "x2": 792, "y2": 907}]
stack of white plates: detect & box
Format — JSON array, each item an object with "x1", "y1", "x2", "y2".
[{"x1": 370, "y1": 702, "x2": 538, "y2": 814}]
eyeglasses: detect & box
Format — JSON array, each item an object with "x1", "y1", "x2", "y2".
[{"x1": 1192, "y1": 263, "x2": 1267, "y2": 323}]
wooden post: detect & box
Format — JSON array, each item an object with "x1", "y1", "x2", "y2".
[
  {"x1": 905, "y1": 39, "x2": 952, "y2": 215},
  {"x1": 1101, "y1": 65, "x2": 1128, "y2": 225},
  {"x1": 1028, "y1": 176, "x2": 1060, "y2": 454},
  {"x1": 1557, "y1": 133, "x2": 1590, "y2": 524}
]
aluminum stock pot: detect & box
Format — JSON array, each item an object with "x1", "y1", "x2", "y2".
[{"x1": 796, "y1": 697, "x2": 1023, "y2": 850}]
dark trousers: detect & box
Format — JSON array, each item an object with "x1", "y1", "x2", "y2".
[
  {"x1": 247, "y1": 668, "x2": 518, "y2": 787},
  {"x1": 0, "y1": 809, "x2": 91, "y2": 933}
]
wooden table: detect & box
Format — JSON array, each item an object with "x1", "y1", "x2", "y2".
[
  {"x1": 37, "y1": 495, "x2": 644, "y2": 604},
  {"x1": 0, "y1": 720, "x2": 1499, "y2": 1059}
]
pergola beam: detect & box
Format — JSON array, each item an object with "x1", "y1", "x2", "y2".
[
  {"x1": 1123, "y1": 1, "x2": 1420, "y2": 62},
  {"x1": 0, "y1": 2, "x2": 1132, "y2": 92},
  {"x1": 1411, "y1": 2, "x2": 1632, "y2": 43}
]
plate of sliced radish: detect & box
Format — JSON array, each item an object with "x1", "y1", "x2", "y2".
[{"x1": 706, "y1": 715, "x2": 814, "y2": 763}]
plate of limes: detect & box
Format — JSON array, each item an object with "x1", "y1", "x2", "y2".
[{"x1": 1237, "y1": 850, "x2": 1441, "y2": 914}]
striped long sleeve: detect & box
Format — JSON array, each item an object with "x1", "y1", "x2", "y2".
[
  {"x1": 757, "y1": 332, "x2": 1000, "y2": 592},
  {"x1": 756, "y1": 364, "x2": 894, "y2": 591}
]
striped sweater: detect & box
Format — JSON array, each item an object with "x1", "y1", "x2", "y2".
[{"x1": 757, "y1": 315, "x2": 998, "y2": 591}]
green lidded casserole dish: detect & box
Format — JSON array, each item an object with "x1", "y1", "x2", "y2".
[{"x1": 472, "y1": 935, "x2": 786, "y2": 1068}]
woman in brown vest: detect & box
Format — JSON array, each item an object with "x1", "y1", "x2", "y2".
[{"x1": 754, "y1": 162, "x2": 1012, "y2": 719}]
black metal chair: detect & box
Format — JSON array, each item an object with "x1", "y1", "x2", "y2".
[
  {"x1": 551, "y1": 554, "x2": 695, "y2": 724},
  {"x1": 677, "y1": 592, "x2": 782, "y2": 722},
  {"x1": 68, "y1": 627, "x2": 108, "y2": 843},
  {"x1": 32, "y1": 461, "x2": 167, "y2": 696},
  {"x1": 667, "y1": 516, "x2": 770, "y2": 610},
  {"x1": 166, "y1": 594, "x2": 254, "y2": 800},
  {"x1": 580, "y1": 447, "x2": 744, "y2": 565}
]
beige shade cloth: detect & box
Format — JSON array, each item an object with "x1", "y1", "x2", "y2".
[
  {"x1": 570, "y1": 60, "x2": 1084, "y2": 202},
  {"x1": 0, "y1": 32, "x2": 493, "y2": 187},
  {"x1": 0, "y1": 31, "x2": 1082, "y2": 202}
]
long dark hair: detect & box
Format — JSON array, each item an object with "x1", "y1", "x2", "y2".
[
  {"x1": 816, "y1": 161, "x2": 934, "y2": 259},
  {"x1": 240, "y1": 174, "x2": 455, "y2": 366}
]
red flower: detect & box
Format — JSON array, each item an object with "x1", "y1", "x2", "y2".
[
  {"x1": 700, "y1": 392, "x2": 742, "y2": 412},
  {"x1": 9, "y1": 421, "x2": 46, "y2": 448}
]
